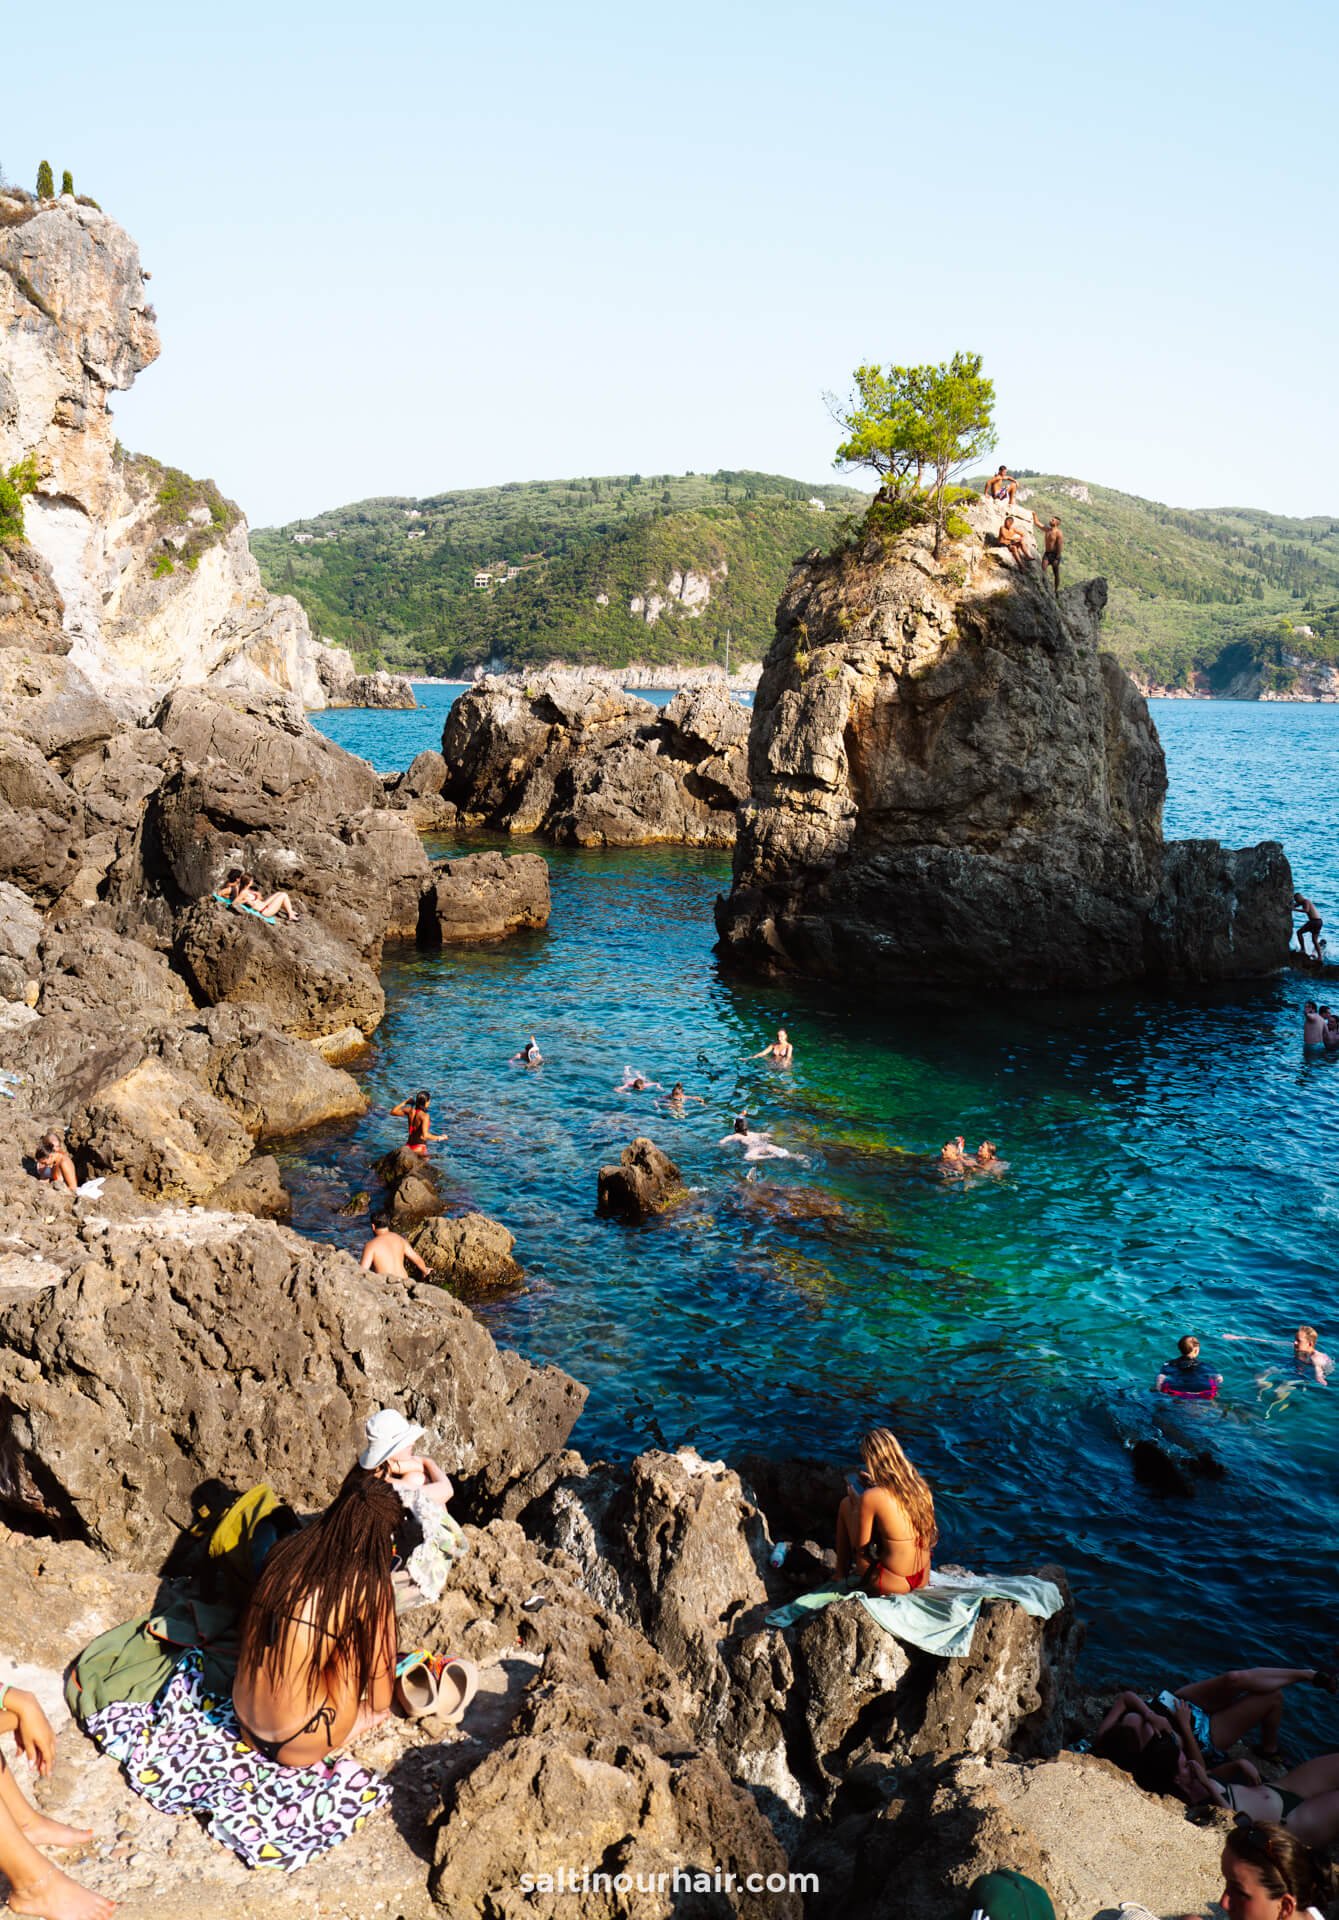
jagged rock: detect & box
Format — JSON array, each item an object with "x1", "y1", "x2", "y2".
[
  {"x1": 384, "y1": 749, "x2": 459, "y2": 830},
  {"x1": 0, "y1": 1210, "x2": 586, "y2": 1561},
  {"x1": 153, "y1": 686, "x2": 382, "y2": 815},
  {"x1": 408, "y1": 1212, "x2": 523, "y2": 1291},
  {"x1": 798, "y1": 1749, "x2": 1222, "y2": 1920},
  {"x1": 0, "y1": 729, "x2": 78, "y2": 812},
  {"x1": 145, "y1": 1004, "x2": 368, "y2": 1140},
  {"x1": 174, "y1": 897, "x2": 385, "y2": 1039},
  {"x1": 35, "y1": 924, "x2": 195, "y2": 1025},
  {"x1": 0, "y1": 653, "x2": 121, "y2": 767},
  {"x1": 375, "y1": 1145, "x2": 446, "y2": 1225},
  {"x1": 716, "y1": 498, "x2": 1291, "y2": 990},
  {"x1": 0, "y1": 541, "x2": 67, "y2": 655},
  {"x1": 418, "y1": 850, "x2": 550, "y2": 943},
  {"x1": 441, "y1": 671, "x2": 748, "y2": 847},
  {"x1": 314, "y1": 640, "x2": 416, "y2": 709},
  {"x1": 0, "y1": 199, "x2": 330, "y2": 707},
  {"x1": 65, "y1": 1057, "x2": 254, "y2": 1201},
  {"x1": 0, "y1": 880, "x2": 42, "y2": 967},
  {"x1": 596, "y1": 1137, "x2": 684, "y2": 1219},
  {"x1": 205, "y1": 1153, "x2": 291, "y2": 1219}
]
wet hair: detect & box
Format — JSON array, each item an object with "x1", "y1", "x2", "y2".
[
  {"x1": 1225, "y1": 1817, "x2": 1334, "y2": 1909},
  {"x1": 1297, "y1": 1324, "x2": 1318, "y2": 1346},
  {"x1": 1092, "y1": 1722, "x2": 1142, "y2": 1771},
  {"x1": 1306, "y1": 999, "x2": 1318, "y2": 1012},
  {"x1": 670, "y1": 1082, "x2": 683, "y2": 1096},
  {"x1": 733, "y1": 1115, "x2": 749, "y2": 1134},
  {"x1": 371, "y1": 1211, "x2": 390, "y2": 1231},
  {"x1": 414, "y1": 1090, "x2": 430, "y2": 1107},
  {"x1": 1132, "y1": 1730, "x2": 1181, "y2": 1795},
  {"x1": 238, "y1": 1465, "x2": 400, "y2": 1706},
  {"x1": 860, "y1": 1428, "x2": 938, "y2": 1549},
  {"x1": 1178, "y1": 1335, "x2": 1199, "y2": 1358}
]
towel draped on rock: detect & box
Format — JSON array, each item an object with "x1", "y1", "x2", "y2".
[{"x1": 765, "y1": 1568, "x2": 1065, "y2": 1658}]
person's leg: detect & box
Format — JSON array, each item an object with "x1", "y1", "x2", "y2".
[
  {"x1": 0, "y1": 1759, "x2": 113, "y2": 1920},
  {"x1": 1286, "y1": 1786, "x2": 1339, "y2": 1848},
  {"x1": 1276, "y1": 1751, "x2": 1339, "y2": 1798},
  {"x1": 0, "y1": 1757, "x2": 92, "y2": 1849},
  {"x1": 256, "y1": 892, "x2": 298, "y2": 921}
]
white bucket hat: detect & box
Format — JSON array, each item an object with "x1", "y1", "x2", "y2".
[{"x1": 359, "y1": 1408, "x2": 424, "y2": 1471}]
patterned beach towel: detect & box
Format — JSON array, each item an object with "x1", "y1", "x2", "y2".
[{"x1": 86, "y1": 1650, "x2": 389, "y2": 1870}]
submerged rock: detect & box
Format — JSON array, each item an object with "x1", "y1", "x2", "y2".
[
  {"x1": 716, "y1": 498, "x2": 1291, "y2": 990},
  {"x1": 596, "y1": 1136, "x2": 685, "y2": 1219},
  {"x1": 408, "y1": 1211, "x2": 523, "y2": 1292},
  {"x1": 440, "y1": 671, "x2": 748, "y2": 847}
]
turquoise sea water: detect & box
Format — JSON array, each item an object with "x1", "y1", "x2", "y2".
[{"x1": 303, "y1": 690, "x2": 1339, "y2": 1712}]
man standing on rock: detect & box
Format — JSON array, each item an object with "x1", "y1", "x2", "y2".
[
  {"x1": 1034, "y1": 514, "x2": 1063, "y2": 593},
  {"x1": 360, "y1": 1214, "x2": 430, "y2": 1282},
  {"x1": 1294, "y1": 891, "x2": 1324, "y2": 960}
]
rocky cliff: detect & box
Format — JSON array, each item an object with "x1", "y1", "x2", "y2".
[
  {"x1": 0, "y1": 190, "x2": 399, "y2": 710},
  {"x1": 716, "y1": 497, "x2": 1292, "y2": 990}
]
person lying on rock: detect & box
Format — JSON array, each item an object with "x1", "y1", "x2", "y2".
[
  {"x1": 1169, "y1": 1741, "x2": 1339, "y2": 1845},
  {"x1": 834, "y1": 1426, "x2": 936, "y2": 1595},
  {"x1": 359, "y1": 1214, "x2": 429, "y2": 1282},
  {"x1": 997, "y1": 515, "x2": 1032, "y2": 566},
  {"x1": 220, "y1": 870, "x2": 301, "y2": 921},
  {"x1": 232, "y1": 1468, "x2": 401, "y2": 1767},
  {"x1": 389, "y1": 1089, "x2": 445, "y2": 1156},
  {"x1": 1094, "y1": 1667, "x2": 1336, "y2": 1782},
  {"x1": 751, "y1": 1027, "x2": 793, "y2": 1066},
  {"x1": 33, "y1": 1133, "x2": 78, "y2": 1192},
  {"x1": 0, "y1": 1681, "x2": 114, "y2": 1920}
]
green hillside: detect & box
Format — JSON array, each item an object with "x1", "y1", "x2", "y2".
[
  {"x1": 251, "y1": 468, "x2": 1339, "y2": 691},
  {"x1": 250, "y1": 471, "x2": 868, "y2": 676},
  {"x1": 976, "y1": 475, "x2": 1339, "y2": 691}
]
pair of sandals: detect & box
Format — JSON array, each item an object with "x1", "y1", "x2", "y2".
[{"x1": 393, "y1": 1650, "x2": 478, "y2": 1736}]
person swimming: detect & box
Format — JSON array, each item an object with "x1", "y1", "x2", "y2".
[
  {"x1": 751, "y1": 1028, "x2": 794, "y2": 1066},
  {"x1": 615, "y1": 1068, "x2": 662, "y2": 1092},
  {"x1": 938, "y1": 1136, "x2": 969, "y2": 1172},
  {"x1": 661, "y1": 1081, "x2": 706, "y2": 1114},
  {"x1": 719, "y1": 1114, "x2": 797, "y2": 1162},
  {"x1": 513, "y1": 1035, "x2": 543, "y2": 1065},
  {"x1": 973, "y1": 1140, "x2": 1008, "y2": 1173}
]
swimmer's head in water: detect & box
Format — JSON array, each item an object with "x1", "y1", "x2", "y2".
[
  {"x1": 1178, "y1": 1335, "x2": 1200, "y2": 1361},
  {"x1": 978, "y1": 1140, "x2": 997, "y2": 1160},
  {"x1": 1297, "y1": 1324, "x2": 1319, "y2": 1353},
  {"x1": 671, "y1": 1082, "x2": 683, "y2": 1096},
  {"x1": 733, "y1": 1115, "x2": 749, "y2": 1135}
]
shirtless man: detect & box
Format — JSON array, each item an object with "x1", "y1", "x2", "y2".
[
  {"x1": 1035, "y1": 515, "x2": 1063, "y2": 592},
  {"x1": 1294, "y1": 892, "x2": 1324, "y2": 958},
  {"x1": 359, "y1": 1215, "x2": 430, "y2": 1281},
  {"x1": 997, "y1": 515, "x2": 1031, "y2": 566},
  {"x1": 1304, "y1": 1000, "x2": 1327, "y2": 1046},
  {"x1": 719, "y1": 1115, "x2": 796, "y2": 1162},
  {"x1": 751, "y1": 1028, "x2": 794, "y2": 1065},
  {"x1": 939, "y1": 1135, "x2": 969, "y2": 1171},
  {"x1": 985, "y1": 464, "x2": 1017, "y2": 506}
]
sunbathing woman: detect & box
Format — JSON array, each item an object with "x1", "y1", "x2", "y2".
[
  {"x1": 835, "y1": 1427, "x2": 936, "y2": 1596},
  {"x1": 232, "y1": 1468, "x2": 400, "y2": 1767},
  {"x1": 1095, "y1": 1667, "x2": 1334, "y2": 1775},
  {"x1": 235, "y1": 873, "x2": 300, "y2": 921}
]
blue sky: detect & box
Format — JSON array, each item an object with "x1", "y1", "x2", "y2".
[{"x1": 6, "y1": 0, "x2": 1336, "y2": 525}]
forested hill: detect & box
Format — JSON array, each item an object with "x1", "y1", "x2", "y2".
[
  {"x1": 249, "y1": 471, "x2": 869, "y2": 676},
  {"x1": 250, "y1": 469, "x2": 1339, "y2": 692},
  {"x1": 989, "y1": 475, "x2": 1339, "y2": 693}
]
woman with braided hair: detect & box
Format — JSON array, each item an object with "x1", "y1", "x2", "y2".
[{"x1": 232, "y1": 1467, "x2": 401, "y2": 1767}]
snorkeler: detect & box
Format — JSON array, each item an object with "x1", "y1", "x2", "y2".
[{"x1": 513, "y1": 1035, "x2": 543, "y2": 1065}]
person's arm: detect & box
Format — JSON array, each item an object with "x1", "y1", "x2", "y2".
[
  {"x1": 1171, "y1": 1699, "x2": 1211, "y2": 1782},
  {"x1": 359, "y1": 1243, "x2": 376, "y2": 1271},
  {"x1": 405, "y1": 1242, "x2": 430, "y2": 1277},
  {"x1": 56, "y1": 1157, "x2": 78, "y2": 1192},
  {"x1": 1094, "y1": 1690, "x2": 1154, "y2": 1741},
  {"x1": 388, "y1": 1100, "x2": 409, "y2": 1118},
  {"x1": 428, "y1": 1125, "x2": 448, "y2": 1142},
  {"x1": 0, "y1": 1689, "x2": 56, "y2": 1777}
]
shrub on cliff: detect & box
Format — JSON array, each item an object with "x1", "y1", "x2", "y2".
[
  {"x1": 35, "y1": 159, "x2": 53, "y2": 198},
  {"x1": 60, "y1": 169, "x2": 74, "y2": 196},
  {"x1": 0, "y1": 455, "x2": 39, "y2": 545},
  {"x1": 830, "y1": 351, "x2": 997, "y2": 554}
]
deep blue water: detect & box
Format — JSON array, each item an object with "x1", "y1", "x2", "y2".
[{"x1": 301, "y1": 691, "x2": 1339, "y2": 1713}]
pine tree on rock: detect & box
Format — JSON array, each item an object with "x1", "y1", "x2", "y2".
[
  {"x1": 61, "y1": 170, "x2": 74, "y2": 196},
  {"x1": 36, "y1": 160, "x2": 54, "y2": 198}
]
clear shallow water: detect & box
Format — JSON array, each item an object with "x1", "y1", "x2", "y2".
[{"x1": 300, "y1": 694, "x2": 1339, "y2": 1709}]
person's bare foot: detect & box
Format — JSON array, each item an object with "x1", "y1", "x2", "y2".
[
  {"x1": 17, "y1": 1813, "x2": 94, "y2": 1850},
  {"x1": 6, "y1": 1861, "x2": 115, "y2": 1920}
]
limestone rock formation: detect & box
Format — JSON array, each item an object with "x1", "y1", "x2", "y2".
[
  {"x1": 596, "y1": 1137, "x2": 685, "y2": 1219},
  {"x1": 418, "y1": 850, "x2": 550, "y2": 943},
  {"x1": 0, "y1": 1204, "x2": 585, "y2": 1561},
  {"x1": 314, "y1": 639, "x2": 416, "y2": 709},
  {"x1": 716, "y1": 498, "x2": 1292, "y2": 990},
  {"x1": 383, "y1": 748, "x2": 459, "y2": 830},
  {"x1": 0, "y1": 192, "x2": 326, "y2": 707},
  {"x1": 408, "y1": 1211, "x2": 524, "y2": 1292},
  {"x1": 441, "y1": 672, "x2": 749, "y2": 847}
]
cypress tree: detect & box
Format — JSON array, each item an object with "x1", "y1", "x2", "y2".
[
  {"x1": 60, "y1": 169, "x2": 74, "y2": 196},
  {"x1": 36, "y1": 160, "x2": 54, "y2": 198}
]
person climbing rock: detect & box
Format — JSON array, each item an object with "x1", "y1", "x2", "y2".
[
  {"x1": 1294, "y1": 893, "x2": 1324, "y2": 959},
  {"x1": 359, "y1": 1215, "x2": 429, "y2": 1281}
]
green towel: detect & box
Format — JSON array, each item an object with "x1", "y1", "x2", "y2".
[{"x1": 65, "y1": 1598, "x2": 241, "y2": 1726}]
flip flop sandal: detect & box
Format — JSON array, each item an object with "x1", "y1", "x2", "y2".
[{"x1": 395, "y1": 1654, "x2": 479, "y2": 1734}]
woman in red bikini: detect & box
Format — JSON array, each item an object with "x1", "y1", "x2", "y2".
[
  {"x1": 835, "y1": 1426, "x2": 936, "y2": 1596},
  {"x1": 388, "y1": 1090, "x2": 446, "y2": 1157}
]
